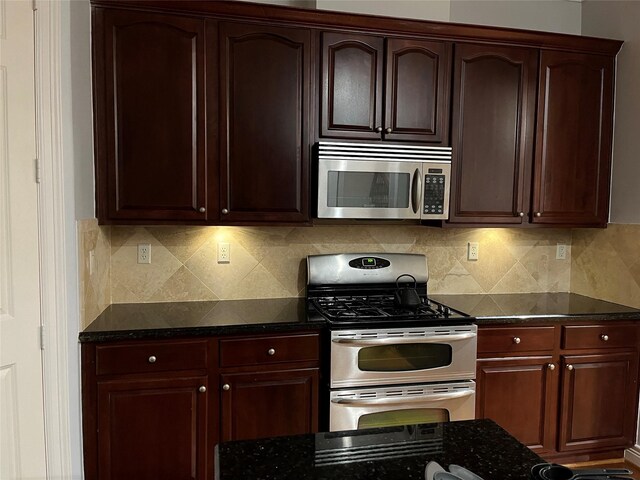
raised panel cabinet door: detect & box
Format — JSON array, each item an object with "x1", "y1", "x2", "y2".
[
  {"x1": 384, "y1": 39, "x2": 451, "y2": 143},
  {"x1": 448, "y1": 44, "x2": 537, "y2": 224},
  {"x1": 94, "y1": 9, "x2": 207, "y2": 222},
  {"x1": 96, "y1": 376, "x2": 209, "y2": 480},
  {"x1": 321, "y1": 32, "x2": 384, "y2": 139},
  {"x1": 532, "y1": 51, "x2": 614, "y2": 226},
  {"x1": 220, "y1": 368, "x2": 319, "y2": 442},
  {"x1": 219, "y1": 23, "x2": 311, "y2": 222},
  {"x1": 559, "y1": 352, "x2": 639, "y2": 452},
  {"x1": 476, "y1": 357, "x2": 558, "y2": 453}
]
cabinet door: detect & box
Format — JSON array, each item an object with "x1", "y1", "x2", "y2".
[
  {"x1": 219, "y1": 23, "x2": 311, "y2": 223},
  {"x1": 476, "y1": 356, "x2": 558, "y2": 453},
  {"x1": 449, "y1": 44, "x2": 537, "y2": 224},
  {"x1": 384, "y1": 39, "x2": 451, "y2": 143},
  {"x1": 220, "y1": 368, "x2": 319, "y2": 442},
  {"x1": 97, "y1": 376, "x2": 209, "y2": 480},
  {"x1": 559, "y1": 352, "x2": 639, "y2": 452},
  {"x1": 94, "y1": 9, "x2": 207, "y2": 222},
  {"x1": 532, "y1": 51, "x2": 614, "y2": 226},
  {"x1": 321, "y1": 32, "x2": 384, "y2": 139}
]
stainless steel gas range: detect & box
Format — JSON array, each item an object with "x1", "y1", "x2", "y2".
[{"x1": 306, "y1": 253, "x2": 477, "y2": 432}]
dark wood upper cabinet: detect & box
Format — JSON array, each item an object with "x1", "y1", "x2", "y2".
[
  {"x1": 532, "y1": 51, "x2": 614, "y2": 226},
  {"x1": 448, "y1": 44, "x2": 538, "y2": 225},
  {"x1": 93, "y1": 9, "x2": 207, "y2": 222},
  {"x1": 218, "y1": 22, "x2": 311, "y2": 223},
  {"x1": 321, "y1": 32, "x2": 450, "y2": 143},
  {"x1": 321, "y1": 32, "x2": 384, "y2": 139}
]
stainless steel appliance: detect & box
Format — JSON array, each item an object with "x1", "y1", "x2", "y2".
[
  {"x1": 316, "y1": 142, "x2": 452, "y2": 220},
  {"x1": 306, "y1": 253, "x2": 477, "y2": 432}
]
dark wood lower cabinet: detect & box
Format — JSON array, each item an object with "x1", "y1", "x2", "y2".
[
  {"x1": 476, "y1": 356, "x2": 557, "y2": 453},
  {"x1": 559, "y1": 352, "x2": 639, "y2": 452},
  {"x1": 476, "y1": 323, "x2": 640, "y2": 462},
  {"x1": 220, "y1": 368, "x2": 319, "y2": 442},
  {"x1": 96, "y1": 376, "x2": 209, "y2": 480}
]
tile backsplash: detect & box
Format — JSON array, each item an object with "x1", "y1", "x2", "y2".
[
  {"x1": 78, "y1": 220, "x2": 573, "y2": 328},
  {"x1": 571, "y1": 223, "x2": 640, "y2": 309}
]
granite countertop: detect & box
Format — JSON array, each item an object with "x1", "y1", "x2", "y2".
[
  {"x1": 79, "y1": 297, "x2": 323, "y2": 342},
  {"x1": 215, "y1": 419, "x2": 542, "y2": 480},
  {"x1": 430, "y1": 292, "x2": 640, "y2": 324},
  {"x1": 79, "y1": 292, "x2": 640, "y2": 342}
]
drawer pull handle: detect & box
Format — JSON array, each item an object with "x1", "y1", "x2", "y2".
[
  {"x1": 267, "y1": 348, "x2": 276, "y2": 356},
  {"x1": 513, "y1": 337, "x2": 521, "y2": 344},
  {"x1": 600, "y1": 334, "x2": 609, "y2": 341},
  {"x1": 567, "y1": 364, "x2": 574, "y2": 371},
  {"x1": 198, "y1": 386, "x2": 206, "y2": 393},
  {"x1": 547, "y1": 363, "x2": 555, "y2": 371},
  {"x1": 148, "y1": 356, "x2": 157, "y2": 363},
  {"x1": 222, "y1": 384, "x2": 230, "y2": 391}
]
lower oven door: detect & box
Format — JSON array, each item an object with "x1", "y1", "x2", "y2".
[{"x1": 329, "y1": 381, "x2": 475, "y2": 432}]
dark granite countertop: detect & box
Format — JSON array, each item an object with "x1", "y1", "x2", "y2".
[
  {"x1": 215, "y1": 419, "x2": 542, "y2": 480},
  {"x1": 79, "y1": 293, "x2": 640, "y2": 342},
  {"x1": 79, "y1": 297, "x2": 323, "y2": 342},
  {"x1": 430, "y1": 292, "x2": 640, "y2": 325}
]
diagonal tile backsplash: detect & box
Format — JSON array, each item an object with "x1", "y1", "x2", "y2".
[{"x1": 78, "y1": 219, "x2": 573, "y2": 328}]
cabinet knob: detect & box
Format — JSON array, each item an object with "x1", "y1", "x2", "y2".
[
  {"x1": 198, "y1": 386, "x2": 207, "y2": 393},
  {"x1": 535, "y1": 212, "x2": 542, "y2": 217},
  {"x1": 385, "y1": 127, "x2": 392, "y2": 134},
  {"x1": 566, "y1": 364, "x2": 574, "y2": 371},
  {"x1": 267, "y1": 348, "x2": 276, "y2": 356},
  {"x1": 222, "y1": 208, "x2": 229, "y2": 215},
  {"x1": 198, "y1": 207, "x2": 206, "y2": 213},
  {"x1": 547, "y1": 363, "x2": 556, "y2": 371},
  {"x1": 375, "y1": 126, "x2": 383, "y2": 133},
  {"x1": 222, "y1": 383, "x2": 230, "y2": 391},
  {"x1": 513, "y1": 337, "x2": 521, "y2": 344},
  {"x1": 518, "y1": 212, "x2": 525, "y2": 217},
  {"x1": 148, "y1": 355, "x2": 157, "y2": 363},
  {"x1": 600, "y1": 334, "x2": 609, "y2": 342}
]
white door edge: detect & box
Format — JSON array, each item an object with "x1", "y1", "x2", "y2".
[
  {"x1": 34, "y1": 1, "x2": 77, "y2": 478},
  {"x1": 624, "y1": 446, "x2": 640, "y2": 468}
]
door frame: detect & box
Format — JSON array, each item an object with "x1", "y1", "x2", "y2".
[{"x1": 34, "y1": 1, "x2": 78, "y2": 478}]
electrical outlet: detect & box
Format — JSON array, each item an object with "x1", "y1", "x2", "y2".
[
  {"x1": 467, "y1": 242, "x2": 479, "y2": 261},
  {"x1": 218, "y1": 242, "x2": 230, "y2": 263},
  {"x1": 137, "y1": 243, "x2": 151, "y2": 264},
  {"x1": 556, "y1": 243, "x2": 567, "y2": 260}
]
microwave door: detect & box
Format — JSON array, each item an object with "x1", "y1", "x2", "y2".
[{"x1": 317, "y1": 159, "x2": 423, "y2": 219}]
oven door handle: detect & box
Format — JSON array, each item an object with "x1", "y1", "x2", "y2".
[
  {"x1": 331, "y1": 389, "x2": 474, "y2": 405},
  {"x1": 411, "y1": 168, "x2": 421, "y2": 214},
  {"x1": 331, "y1": 332, "x2": 476, "y2": 345}
]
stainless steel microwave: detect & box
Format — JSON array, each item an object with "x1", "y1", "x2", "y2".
[{"x1": 316, "y1": 142, "x2": 452, "y2": 220}]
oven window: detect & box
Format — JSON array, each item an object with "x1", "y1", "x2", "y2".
[
  {"x1": 357, "y1": 344, "x2": 452, "y2": 371},
  {"x1": 357, "y1": 408, "x2": 450, "y2": 429},
  {"x1": 327, "y1": 171, "x2": 410, "y2": 208}
]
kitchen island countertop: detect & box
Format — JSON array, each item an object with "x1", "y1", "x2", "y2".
[{"x1": 214, "y1": 418, "x2": 542, "y2": 480}]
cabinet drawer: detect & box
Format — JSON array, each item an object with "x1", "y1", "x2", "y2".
[
  {"x1": 562, "y1": 324, "x2": 638, "y2": 350},
  {"x1": 478, "y1": 326, "x2": 555, "y2": 354},
  {"x1": 95, "y1": 339, "x2": 209, "y2": 376},
  {"x1": 220, "y1": 333, "x2": 319, "y2": 368}
]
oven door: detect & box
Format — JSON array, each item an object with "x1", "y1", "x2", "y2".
[
  {"x1": 317, "y1": 158, "x2": 423, "y2": 219},
  {"x1": 329, "y1": 381, "x2": 476, "y2": 432},
  {"x1": 330, "y1": 325, "x2": 477, "y2": 388}
]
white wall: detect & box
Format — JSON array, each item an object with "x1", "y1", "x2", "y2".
[
  {"x1": 316, "y1": 0, "x2": 450, "y2": 22},
  {"x1": 582, "y1": 1, "x2": 640, "y2": 225},
  {"x1": 450, "y1": 0, "x2": 581, "y2": 34}
]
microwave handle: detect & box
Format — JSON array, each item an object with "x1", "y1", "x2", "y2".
[
  {"x1": 411, "y1": 168, "x2": 421, "y2": 214},
  {"x1": 331, "y1": 389, "x2": 474, "y2": 406},
  {"x1": 332, "y1": 332, "x2": 476, "y2": 346}
]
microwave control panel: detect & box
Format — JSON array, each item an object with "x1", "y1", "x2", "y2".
[{"x1": 423, "y1": 170, "x2": 446, "y2": 216}]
